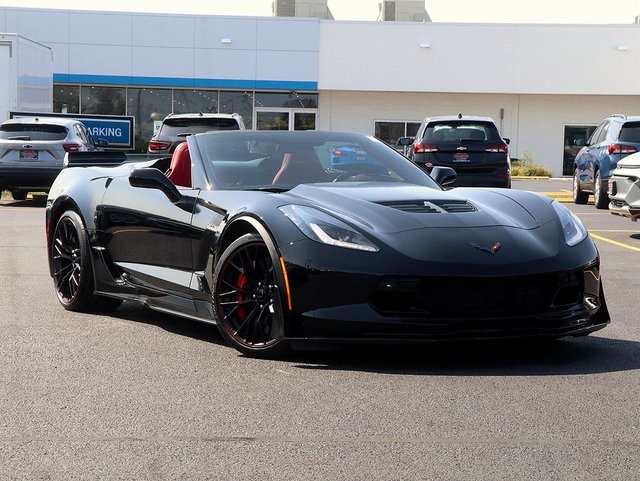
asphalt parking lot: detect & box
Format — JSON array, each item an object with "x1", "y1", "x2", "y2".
[{"x1": 1, "y1": 180, "x2": 639, "y2": 480}]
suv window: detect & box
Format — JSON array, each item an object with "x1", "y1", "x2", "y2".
[
  {"x1": 161, "y1": 118, "x2": 241, "y2": 136},
  {"x1": 618, "y1": 122, "x2": 640, "y2": 142},
  {"x1": 0, "y1": 124, "x2": 68, "y2": 141},
  {"x1": 423, "y1": 121, "x2": 499, "y2": 142},
  {"x1": 593, "y1": 121, "x2": 610, "y2": 144}
]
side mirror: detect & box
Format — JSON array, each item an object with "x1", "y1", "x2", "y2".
[
  {"x1": 431, "y1": 166, "x2": 457, "y2": 187},
  {"x1": 129, "y1": 168, "x2": 182, "y2": 203},
  {"x1": 503, "y1": 138, "x2": 510, "y2": 145},
  {"x1": 95, "y1": 139, "x2": 109, "y2": 148},
  {"x1": 397, "y1": 136, "x2": 414, "y2": 146}
]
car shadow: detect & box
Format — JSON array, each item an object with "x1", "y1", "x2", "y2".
[
  {"x1": 0, "y1": 197, "x2": 47, "y2": 207},
  {"x1": 110, "y1": 302, "x2": 640, "y2": 377},
  {"x1": 111, "y1": 301, "x2": 225, "y2": 346},
  {"x1": 289, "y1": 336, "x2": 640, "y2": 377}
]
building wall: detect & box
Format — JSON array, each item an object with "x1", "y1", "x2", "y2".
[
  {"x1": 318, "y1": 91, "x2": 640, "y2": 175},
  {"x1": 319, "y1": 21, "x2": 640, "y2": 95},
  {"x1": 0, "y1": 7, "x2": 319, "y2": 90},
  {"x1": 4, "y1": 6, "x2": 640, "y2": 173}
]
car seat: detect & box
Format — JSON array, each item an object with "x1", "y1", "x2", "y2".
[
  {"x1": 166, "y1": 141, "x2": 192, "y2": 187},
  {"x1": 272, "y1": 151, "x2": 331, "y2": 185}
]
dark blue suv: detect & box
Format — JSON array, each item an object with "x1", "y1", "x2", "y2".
[{"x1": 573, "y1": 114, "x2": 640, "y2": 209}]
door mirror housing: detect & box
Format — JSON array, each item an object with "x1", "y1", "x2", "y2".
[
  {"x1": 431, "y1": 166, "x2": 457, "y2": 186},
  {"x1": 129, "y1": 168, "x2": 182, "y2": 203}
]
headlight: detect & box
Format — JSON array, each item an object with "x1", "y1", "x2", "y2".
[
  {"x1": 279, "y1": 205, "x2": 379, "y2": 252},
  {"x1": 551, "y1": 201, "x2": 587, "y2": 246}
]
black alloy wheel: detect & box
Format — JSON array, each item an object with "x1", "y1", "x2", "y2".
[
  {"x1": 213, "y1": 233, "x2": 288, "y2": 357},
  {"x1": 573, "y1": 168, "x2": 589, "y2": 204},
  {"x1": 11, "y1": 190, "x2": 27, "y2": 201},
  {"x1": 51, "y1": 210, "x2": 122, "y2": 311}
]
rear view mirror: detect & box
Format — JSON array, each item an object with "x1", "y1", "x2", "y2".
[{"x1": 397, "y1": 137, "x2": 414, "y2": 146}]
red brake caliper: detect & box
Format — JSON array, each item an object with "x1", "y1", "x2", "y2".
[{"x1": 235, "y1": 272, "x2": 250, "y2": 321}]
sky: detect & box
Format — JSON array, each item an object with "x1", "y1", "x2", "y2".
[{"x1": 0, "y1": 0, "x2": 639, "y2": 24}]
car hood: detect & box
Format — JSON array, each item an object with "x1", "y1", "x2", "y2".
[
  {"x1": 280, "y1": 182, "x2": 556, "y2": 235},
  {"x1": 274, "y1": 183, "x2": 571, "y2": 266},
  {"x1": 613, "y1": 151, "x2": 640, "y2": 172}
]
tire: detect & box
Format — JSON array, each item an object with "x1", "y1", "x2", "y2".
[
  {"x1": 593, "y1": 170, "x2": 609, "y2": 209},
  {"x1": 51, "y1": 210, "x2": 121, "y2": 312},
  {"x1": 213, "y1": 233, "x2": 288, "y2": 358},
  {"x1": 573, "y1": 169, "x2": 588, "y2": 204},
  {"x1": 11, "y1": 190, "x2": 27, "y2": 201}
]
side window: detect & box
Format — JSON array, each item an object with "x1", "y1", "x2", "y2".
[
  {"x1": 587, "y1": 123, "x2": 604, "y2": 146},
  {"x1": 594, "y1": 121, "x2": 610, "y2": 145}
]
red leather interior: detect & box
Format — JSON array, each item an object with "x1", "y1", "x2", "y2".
[
  {"x1": 272, "y1": 151, "x2": 330, "y2": 185},
  {"x1": 166, "y1": 142, "x2": 192, "y2": 187}
]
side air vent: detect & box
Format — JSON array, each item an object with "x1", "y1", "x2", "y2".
[{"x1": 378, "y1": 199, "x2": 477, "y2": 213}]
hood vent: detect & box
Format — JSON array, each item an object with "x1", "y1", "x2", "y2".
[{"x1": 378, "y1": 199, "x2": 478, "y2": 214}]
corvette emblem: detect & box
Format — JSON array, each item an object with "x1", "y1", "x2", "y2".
[{"x1": 470, "y1": 242, "x2": 502, "y2": 255}]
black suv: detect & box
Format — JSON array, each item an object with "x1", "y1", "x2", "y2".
[
  {"x1": 147, "y1": 112, "x2": 245, "y2": 155},
  {"x1": 402, "y1": 114, "x2": 511, "y2": 188}
]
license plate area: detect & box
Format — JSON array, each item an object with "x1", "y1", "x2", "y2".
[
  {"x1": 453, "y1": 152, "x2": 470, "y2": 162},
  {"x1": 20, "y1": 149, "x2": 38, "y2": 160}
]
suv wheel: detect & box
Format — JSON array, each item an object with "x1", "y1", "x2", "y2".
[
  {"x1": 573, "y1": 169, "x2": 588, "y2": 204},
  {"x1": 11, "y1": 190, "x2": 27, "y2": 201},
  {"x1": 593, "y1": 170, "x2": 609, "y2": 209}
]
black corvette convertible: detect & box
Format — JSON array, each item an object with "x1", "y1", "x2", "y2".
[{"x1": 46, "y1": 130, "x2": 609, "y2": 357}]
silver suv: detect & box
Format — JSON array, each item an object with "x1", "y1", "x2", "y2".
[
  {"x1": 147, "y1": 112, "x2": 245, "y2": 155},
  {"x1": 0, "y1": 116, "x2": 106, "y2": 200}
]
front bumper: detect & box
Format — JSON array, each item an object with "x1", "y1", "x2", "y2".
[
  {"x1": 278, "y1": 240, "x2": 609, "y2": 342},
  {"x1": 609, "y1": 175, "x2": 640, "y2": 220}
]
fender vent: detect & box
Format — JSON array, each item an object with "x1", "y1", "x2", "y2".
[{"x1": 378, "y1": 199, "x2": 477, "y2": 213}]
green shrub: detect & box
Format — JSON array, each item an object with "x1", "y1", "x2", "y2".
[{"x1": 511, "y1": 151, "x2": 553, "y2": 177}]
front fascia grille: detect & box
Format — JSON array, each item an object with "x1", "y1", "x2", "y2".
[{"x1": 372, "y1": 270, "x2": 583, "y2": 319}]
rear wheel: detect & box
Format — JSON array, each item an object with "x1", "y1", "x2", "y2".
[
  {"x1": 213, "y1": 233, "x2": 288, "y2": 358},
  {"x1": 573, "y1": 169, "x2": 588, "y2": 204},
  {"x1": 593, "y1": 170, "x2": 609, "y2": 209},
  {"x1": 11, "y1": 190, "x2": 27, "y2": 201},
  {"x1": 51, "y1": 210, "x2": 122, "y2": 311}
]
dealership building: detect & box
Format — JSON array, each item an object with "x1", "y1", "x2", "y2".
[{"x1": 2, "y1": 2, "x2": 640, "y2": 175}]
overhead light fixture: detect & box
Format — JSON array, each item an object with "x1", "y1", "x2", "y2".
[
  {"x1": 419, "y1": 42, "x2": 431, "y2": 49},
  {"x1": 221, "y1": 38, "x2": 232, "y2": 44},
  {"x1": 616, "y1": 45, "x2": 629, "y2": 51}
]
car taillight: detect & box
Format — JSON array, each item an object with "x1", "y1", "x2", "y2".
[
  {"x1": 413, "y1": 142, "x2": 438, "y2": 153},
  {"x1": 148, "y1": 140, "x2": 172, "y2": 151},
  {"x1": 608, "y1": 144, "x2": 637, "y2": 155},
  {"x1": 63, "y1": 143, "x2": 81, "y2": 152},
  {"x1": 485, "y1": 143, "x2": 509, "y2": 153},
  {"x1": 332, "y1": 149, "x2": 343, "y2": 156}
]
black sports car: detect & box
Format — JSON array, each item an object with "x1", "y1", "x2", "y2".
[{"x1": 46, "y1": 130, "x2": 610, "y2": 357}]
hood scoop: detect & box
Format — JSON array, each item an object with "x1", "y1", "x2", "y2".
[{"x1": 377, "y1": 199, "x2": 478, "y2": 214}]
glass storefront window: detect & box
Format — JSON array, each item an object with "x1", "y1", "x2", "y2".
[
  {"x1": 127, "y1": 88, "x2": 172, "y2": 153},
  {"x1": 53, "y1": 85, "x2": 80, "y2": 114},
  {"x1": 81, "y1": 86, "x2": 126, "y2": 115},
  {"x1": 563, "y1": 125, "x2": 597, "y2": 176},
  {"x1": 173, "y1": 89, "x2": 219, "y2": 114},
  {"x1": 220, "y1": 91, "x2": 255, "y2": 129},
  {"x1": 255, "y1": 91, "x2": 318, "y2": 109},
  {"x1": 375, "y1": 121, "x2": 421, "y2": 147}
]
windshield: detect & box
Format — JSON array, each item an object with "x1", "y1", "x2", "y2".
[{"x1": 192, "y1": 131, "x2": 441, "y2": 190}]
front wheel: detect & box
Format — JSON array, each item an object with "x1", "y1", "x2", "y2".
[
  {"x1": 213, "y1": 233, "x2": 288, "y2": 358},
  {"x1": 593, "y1": 170, "x2": 609, "y2": 209},
  {"x1": 51, "y1": 210, "x2": 122, "y2": 312}
]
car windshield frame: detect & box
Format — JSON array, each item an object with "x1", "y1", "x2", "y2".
[{"x1": 191, "y1": 130, "x2": 442, "y2": 191}]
